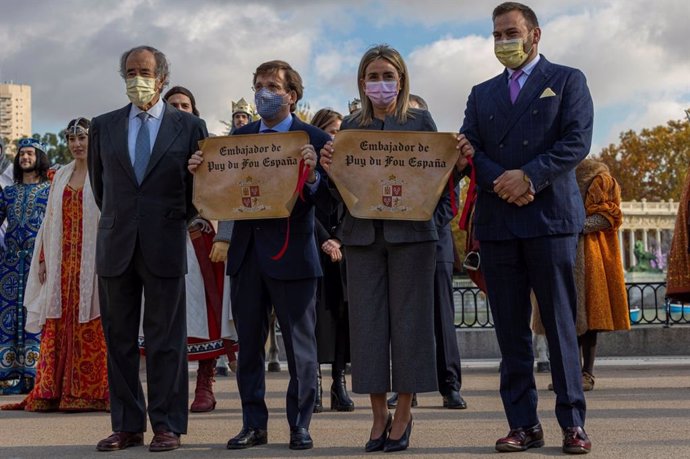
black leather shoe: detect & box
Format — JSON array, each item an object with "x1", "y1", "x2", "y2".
[
  {"x1": 443, "y1": 390, "x2": 467, "y2": 409},
  {"x1": 383, "y1": 416, "x2": 413, "y2": 453},
  {"x1": 495, "y1": 423, "x2": 544, "y2": 452},
  {"x1": 365, "y1": 413, "x2": 392, "y2": 452},
  {"x1": 289, "y1": 427, "x2": 313, "y2": 450},
  {"x1": 562, "y1": 426, "x2": 591, "y2": 454},
  {"x1": 226, "y1": 427, "x2": 267, "y2": 449},
  {"x1": 387, "y1": 393, "x2": 417, "y2": 409}
]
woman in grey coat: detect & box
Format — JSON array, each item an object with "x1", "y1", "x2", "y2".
[{"x1": 319, "y1": 44, "x2": 473, "y2": 453}]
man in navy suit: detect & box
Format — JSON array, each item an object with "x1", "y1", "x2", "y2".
[
  {"x1": 189, "y1": 60, "x2": 330, "y2": 451},
  {"x1": 460, "y1": 3, "x2": 593, "y2": 454}
]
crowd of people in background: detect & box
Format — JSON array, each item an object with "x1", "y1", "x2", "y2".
[{"x1": 0, "y1": 1, "x2": 687, "y2": 456}]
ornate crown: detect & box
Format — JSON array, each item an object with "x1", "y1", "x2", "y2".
[{"x1": 232, "y1": 98, "x2": 254, "y2": 116}]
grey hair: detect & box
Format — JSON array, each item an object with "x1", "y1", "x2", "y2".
[{"x1": 119, "y1": 45, "x2": 170, "y2": 88}]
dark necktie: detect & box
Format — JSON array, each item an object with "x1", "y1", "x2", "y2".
[
  {"x1": 133, "y1": 112, "x2": 151, "y2": 184},
  {"x1": 509, "y1": 70, "x2": 524, "y2": 104}
]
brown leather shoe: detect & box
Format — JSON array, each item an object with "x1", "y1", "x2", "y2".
[
  {"x1": 96, "y1": 431, "x2": 144, "y2": 451},
  {"x1": 562, "y1": 426, "x2": 591, "y2": 454},
  {"x1": 149, "y1": 431, "x2": 181, "y2": 452},
  {"x1": 495, "y1": 423, "x2": 544, "y2": 452}
]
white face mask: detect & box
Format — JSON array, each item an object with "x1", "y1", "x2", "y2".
[
  {"x1": 126, "y1": 76, "x2": 158, "y2": 107},
  {"x1": 494, "y1": 37, "x2": 532, "y2": 69}
]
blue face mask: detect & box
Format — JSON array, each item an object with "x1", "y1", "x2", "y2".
[{"x1": 255, "y1": 88, "x2": 287, "y2": 120}]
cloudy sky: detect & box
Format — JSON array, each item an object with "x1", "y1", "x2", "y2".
[{"x1": 1, "y1": 0, "x2": 688, "y2": 154}]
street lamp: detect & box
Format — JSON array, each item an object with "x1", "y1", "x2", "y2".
[{"x1": 685, "y1": 108, "x2": 690, "y2": 122}]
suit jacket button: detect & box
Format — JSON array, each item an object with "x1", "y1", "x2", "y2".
[
  {"x1": 499, "y1": 143, "x2": 504, "y2": 148},
  {"x1": 523, "y1": 140, "x2": 529, "y2": 146},
  {"x1": 489, "y1": 115, "x2": 494, "y2": 120},
  {"x1": 532, "y1": 109, "x2": 538, "y2": 115}
]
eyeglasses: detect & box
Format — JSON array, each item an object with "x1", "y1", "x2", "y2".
[{"x1": 252, "y1": 83, "x2": 285, "y2": 94}]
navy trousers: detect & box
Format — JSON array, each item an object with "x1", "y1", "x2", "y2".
[
  {"x1": 230, "y1": 243, "x2": 318, "y2": 430},
  {"x1": 481, "y1": 235, "x2": 586, "y2": 430}
]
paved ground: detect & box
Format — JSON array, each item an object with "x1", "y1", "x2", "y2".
[{"x1": 1, "y1": 357, "x2": 689, "y2": 458}]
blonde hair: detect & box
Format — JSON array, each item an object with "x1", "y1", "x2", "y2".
[{"x1": 353, "y1": 44, "x2": 411, "y2": 127}]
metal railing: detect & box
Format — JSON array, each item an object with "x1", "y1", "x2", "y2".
[{"x1": 452, "y1": 279, "x2": 690, "y2": 328}]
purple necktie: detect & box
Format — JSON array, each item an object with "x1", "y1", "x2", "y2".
[{"x1": 509, "y1": 70, "x2": 524, "y2": 104}]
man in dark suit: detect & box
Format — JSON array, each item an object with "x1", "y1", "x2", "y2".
[
  {"x1": 189, "y1": 60, "x2": 330, "y2": 451},
  {"x1": 88, "y1": 45, "x2": 207, "y2": 453},
  {"x1": 460, "y1": 3, "x2": 593, "y2": 454}
]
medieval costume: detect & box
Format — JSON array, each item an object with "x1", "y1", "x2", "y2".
[
  {"x1": 534, "y1": 159, "x2": 630, "y2": 390},
  {"x1": 0, "y1": 147, "x2": 50, "y2": 394},
  {"x1": 228, "y1": 98, "x2": 255, "y2": 134},
  {"x1": 3, "y1": 159, "x2": 109, "y2": 411},
  {"x1": 666, "y1": 167, "x2": 690, "y2": 302}
]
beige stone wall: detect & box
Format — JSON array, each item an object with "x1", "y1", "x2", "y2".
[{"x1": 0, "y1": 83, "x2": 32, "y2": 154}]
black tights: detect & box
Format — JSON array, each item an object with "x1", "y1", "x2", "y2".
[{"x1": 578, "y1": 330, "x2": 598, "y2": 375}]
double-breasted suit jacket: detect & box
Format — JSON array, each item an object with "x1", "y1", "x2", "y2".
[{"x1": 463, "y1": 56, "x2": 593, "y2": 241}]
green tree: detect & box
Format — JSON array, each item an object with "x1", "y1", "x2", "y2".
[{"x1": 597, "y1": 118, "x2": 690, "y2": 201}]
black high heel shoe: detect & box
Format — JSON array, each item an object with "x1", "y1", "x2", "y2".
[
  {"x1": 365, "y1": 413, "x2": 392, "y2": 452},
  {"x1": 383, "y1": 416, "x2": 413, "y2": 453}
]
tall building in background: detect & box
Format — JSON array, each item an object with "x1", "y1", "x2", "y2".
[{"x1": 0, "y1": 83, "x2": 32, "y2": 155}]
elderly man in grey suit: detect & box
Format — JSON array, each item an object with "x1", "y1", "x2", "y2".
[{"x1": 88, "y1": 45, "x2": 207, "y2": 453}]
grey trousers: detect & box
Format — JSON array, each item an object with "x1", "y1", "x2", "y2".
[{"x1": 345, "y1": 228, "x2": 437, "y2": 394}]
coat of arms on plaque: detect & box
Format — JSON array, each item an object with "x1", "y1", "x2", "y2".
[
  {"x1": 371, "y1": 175, "x2": 409, "y2": 213},
  {"x1": 237, "y1": 176, "x2": 268, "y2": 212}
]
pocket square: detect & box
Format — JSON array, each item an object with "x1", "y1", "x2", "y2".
[{"x1": 540, "y1": 88, "x2": 557, "y2": 98}]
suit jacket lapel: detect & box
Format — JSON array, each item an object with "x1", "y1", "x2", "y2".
[
  {"x1": 498, "y1": 57, "x2": 553, "y2": 142},
  {"x1": 490, "y1": 71, "x2": 512, "y2": 117},
  {"x1": 288, "y1": 115, "x2": 301, "y2": 132},
  {"x1": 107, "y1": 104, "x2": 138, "y2": 186},
  {"x1": 143, "y1": 103, "x2": 182, "y2": 182}
]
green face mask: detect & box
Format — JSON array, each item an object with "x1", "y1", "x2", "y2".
[
  {"x1": 126, "y1": 76, "x2": 158, "y2": 107},
  {"x1": 494, "y1": 37, "x2": 532, "y2": 69}
]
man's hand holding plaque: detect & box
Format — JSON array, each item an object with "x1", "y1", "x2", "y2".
[{"x1": 190, "y1": 131, "x2": 311, "y2": 220}]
